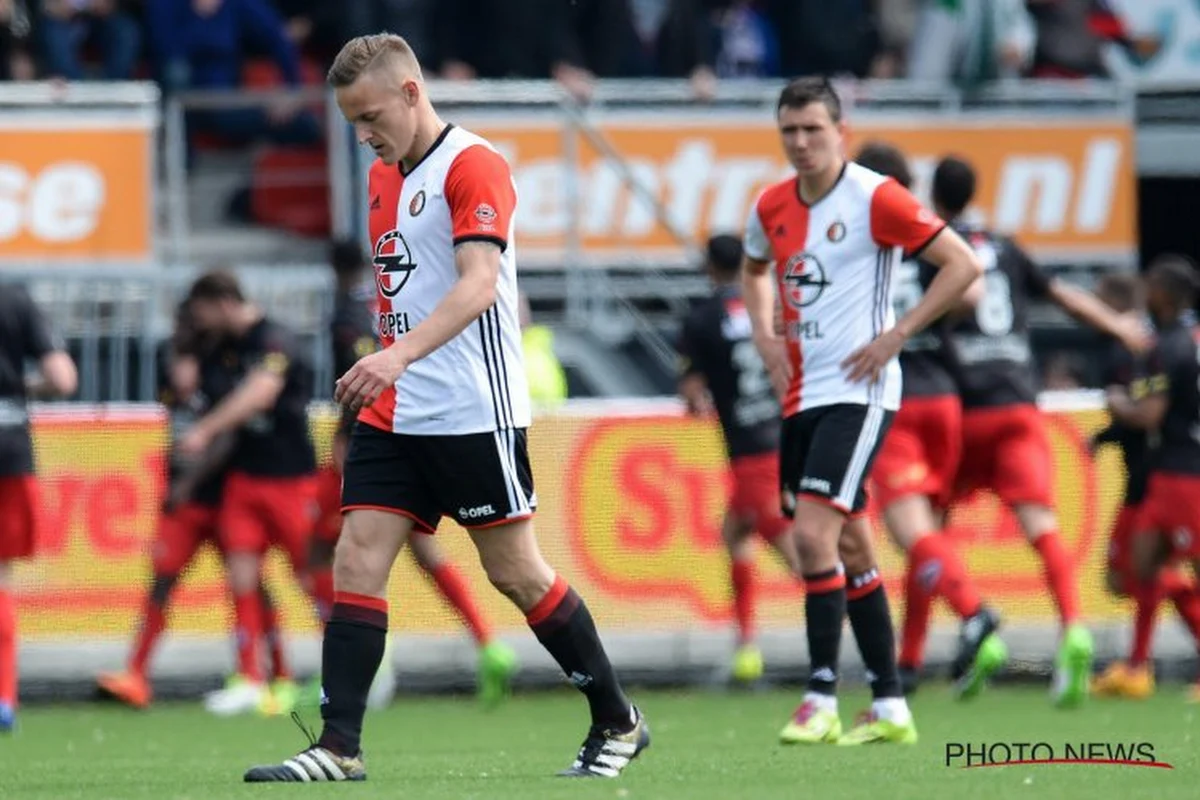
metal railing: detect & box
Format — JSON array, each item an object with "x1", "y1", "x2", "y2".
[
  {"x1": 156, "y1": 77, "x2": 1143, "y2": 271},
  {"x1": 160, "y1": 86, "x2": 332, "y2": 265},
  {"x1": 1, "y1": 77, "x2": 1145, "y2": 397},
  {"x1": 0, "y1": 80, "x2": 160, "y2": 107},
  {"x1": 374, "y1": 78, "x2": 1136, "y2": 375},
  {"x1": 1, "y1": 266, "x2": 335, "y2": 404}
]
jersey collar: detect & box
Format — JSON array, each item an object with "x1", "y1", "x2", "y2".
[
  {"x1": 793, "y1": 162, "x2": 847, "y2": 208},
  {"x1": 399, "y1": 124, "x2": 455, "y2": 177}
]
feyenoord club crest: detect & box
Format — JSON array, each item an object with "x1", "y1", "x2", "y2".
[
  {"x1": 827, "y1": 221, "x2": 846, "y2": 242},
  {"x1": 409, "y1": 190, "x2": 426, "y2": 216},
  {"x1": 372, "y1": 229, "x2": 417, "y2": 298},
  {"x1": 781, "y1": 252, "x2": 831, "y2": 309}
]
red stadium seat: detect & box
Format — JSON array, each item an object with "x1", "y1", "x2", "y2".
[
  {"x1": 249, "y1": 147, "x2": 331, "y2": 237},
  {"x1": 191, "y1": 132, "x2": 233, "y2": 151},
  {"x1": 242, "y1": 58, "x2": 325, "y2": 88}
]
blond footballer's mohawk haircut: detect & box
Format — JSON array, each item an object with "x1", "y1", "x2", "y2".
[{"x1": 327, "y1": 32, "x2": 422, "y2": 87}]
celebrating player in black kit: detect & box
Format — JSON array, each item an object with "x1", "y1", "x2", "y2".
[
  {"x1": 1091, "y1": 274, "x2": 1162, "y2": 697},
  {"x1": 677, "y1": 235, "x2": 801, "y2": 684},
  {"x1": 180, "y1": 271, "x2": 326, "y2": 717},
  {"x1": 853, "y1": 142, "x2": 999, "y2": 698},
  {"x1": 0, "y1": 282, "x2": 77, "y2": 732},
  {"x1": 1108, "y1": 257, "x2": 1200, "y2": 702},
  {"x1": 933, "y1": 155, "x2": 1148, "y2": 707},
  {"x1": 98, "y1": 302, "x2": 292, "y2": 711}
]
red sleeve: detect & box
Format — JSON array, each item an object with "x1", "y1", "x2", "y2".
[
  {"x1": 869, "y1": 179, "x2": 946, "y2": 256},
  {"x1": 444, "y1": 144, "x2": 516, "y2": 251}
]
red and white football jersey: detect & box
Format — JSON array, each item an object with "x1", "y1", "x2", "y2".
[
  {"x1": 361, "y1": 125, "x2": 530, "y2": 436},
  {"x1": 743, "y1": 162, "x2": 945, "y2": 416}
]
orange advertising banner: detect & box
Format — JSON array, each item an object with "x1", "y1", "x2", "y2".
[
  {"x1": 16, "y1": 403, "x2": 1129, "y2": 639},
  {"x1": 0, "y1": 123, "x2": 153, "y2": 261},
  {"x1": 467, "y1": 115, "x2": 1136, "y2": 263}
]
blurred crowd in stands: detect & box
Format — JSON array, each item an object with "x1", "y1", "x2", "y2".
[
  {"x1": 1, "y1": 0, "x2": 1159, "y2": 97},
  {"x1": 0, "y1": 0, "x2": 1158, "y2": 234}
]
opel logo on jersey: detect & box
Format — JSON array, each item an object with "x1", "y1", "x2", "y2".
[
  {"x1": 373, "y1": 229, "x2": 417, "y2": 298},
  {"x1": 782, "y1": 252, "x2": 831, "y2": 309}
]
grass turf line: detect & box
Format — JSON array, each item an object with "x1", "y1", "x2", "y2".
[{"x1": 3, "y1": 686, "x2": 1198, "y2": 799}]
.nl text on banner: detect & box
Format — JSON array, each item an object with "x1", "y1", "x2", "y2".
[{"x1": 469, "y1": 117, "x2": 1135, "y2": 264}]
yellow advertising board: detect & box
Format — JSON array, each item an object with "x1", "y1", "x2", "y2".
[{"x1": 14, "y1": 403, "x2": 1128, "y2": 639}]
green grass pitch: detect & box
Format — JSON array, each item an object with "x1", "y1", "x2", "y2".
[{"x1": 4, "y1": 686, "x2": 1198, "y2": 799}]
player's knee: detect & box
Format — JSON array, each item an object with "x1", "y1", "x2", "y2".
[
  {"x1": 840, "y1": 517, "x2": 879, "y2": 573},
  {"x1": 484, "y1": 570, "x2": 520, "y2": 605},
  {"x1": 481, "y1": 555, "x2": 554, "y2": 612},
  {"x1": 224, "y1": 551, "x2": 260, "y2": 594},
  {"x1": 722, "y1": 516, "x2": 755, "y2": 552},
  {"x1": 408, "y1": 535, "x2": 444, "y2": 572},
  {"x1": 889, "y1": 526, "x2": 925, "y2": 553},
  {"x1": 333, "y1": 511, "x2": 406, "y2": 594},
  {"x1": 727, "y1": 537, "x2": 754, "y2": 566},
  {"x1": 793, "y1": 521, "x2": 840, "y2": 572},
  {"x1": 882, "y1": 496, "x2": 933, "y2": 552},
  {"x1": 1014, "y1": 504, "x2": 1057, "y2": 540},
  {"x1": 487, "y1": 567, "x2": 553, "y2": 611},
  {"x1": 332, "y1": 533, "x2": 387, "y2": 596},
  {"x1": 838, "y1": 538, "x2": 873, "y2": 576},
  {"x1": 767, "y1": 537, "x2": 803, "y2": 579}
]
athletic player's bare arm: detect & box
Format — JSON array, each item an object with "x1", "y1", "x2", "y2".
[
  {"x1": 891, "y1": 230, "x2": 982, "y2": 343},
  {"x1": 180, "y1": 363, "x2": 287, "y2": 456},
  {"x1": 25, "y1": 352, "x2": 77, "y2": 399},
  {"x1": 165, "y1": 431, "x2": 237, "y2": 512},
  {"x1": 398, "y1": 239, "x2": 500, "y2": 365},
  {"x1": 676, "y1": 315, "x2": 711, "y2": 416},
  {"x1": 334, "y1": 240, "x2": 501, "y2": 411},
  {"x1": 337, "y1": 139, "x2": 517, "y2": 411},
  {"x1": 844, "y1": 183, "x2": 982, "y2": 383},
  {"x1": 742, "y1": 256, "x2": 774, "y2": 339},
  {"x1": 740, "y1": 191, "x2": 788, "y2": 394},
  {"x1": 1048, "y1": 279, "x2": 1150, "y2": 355},
  {"x1": 742, "y1": 255, "x2": 791, "y2": 400},
  {"x1": 678, "y1": 373, "x2": 711, "y2": 417},
  {"x1": 956, "y1": 271, "x2": 986, "y2": 314},
  {"x1": 16, "y1": 288, "x2": 77, "y2": 398}
]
